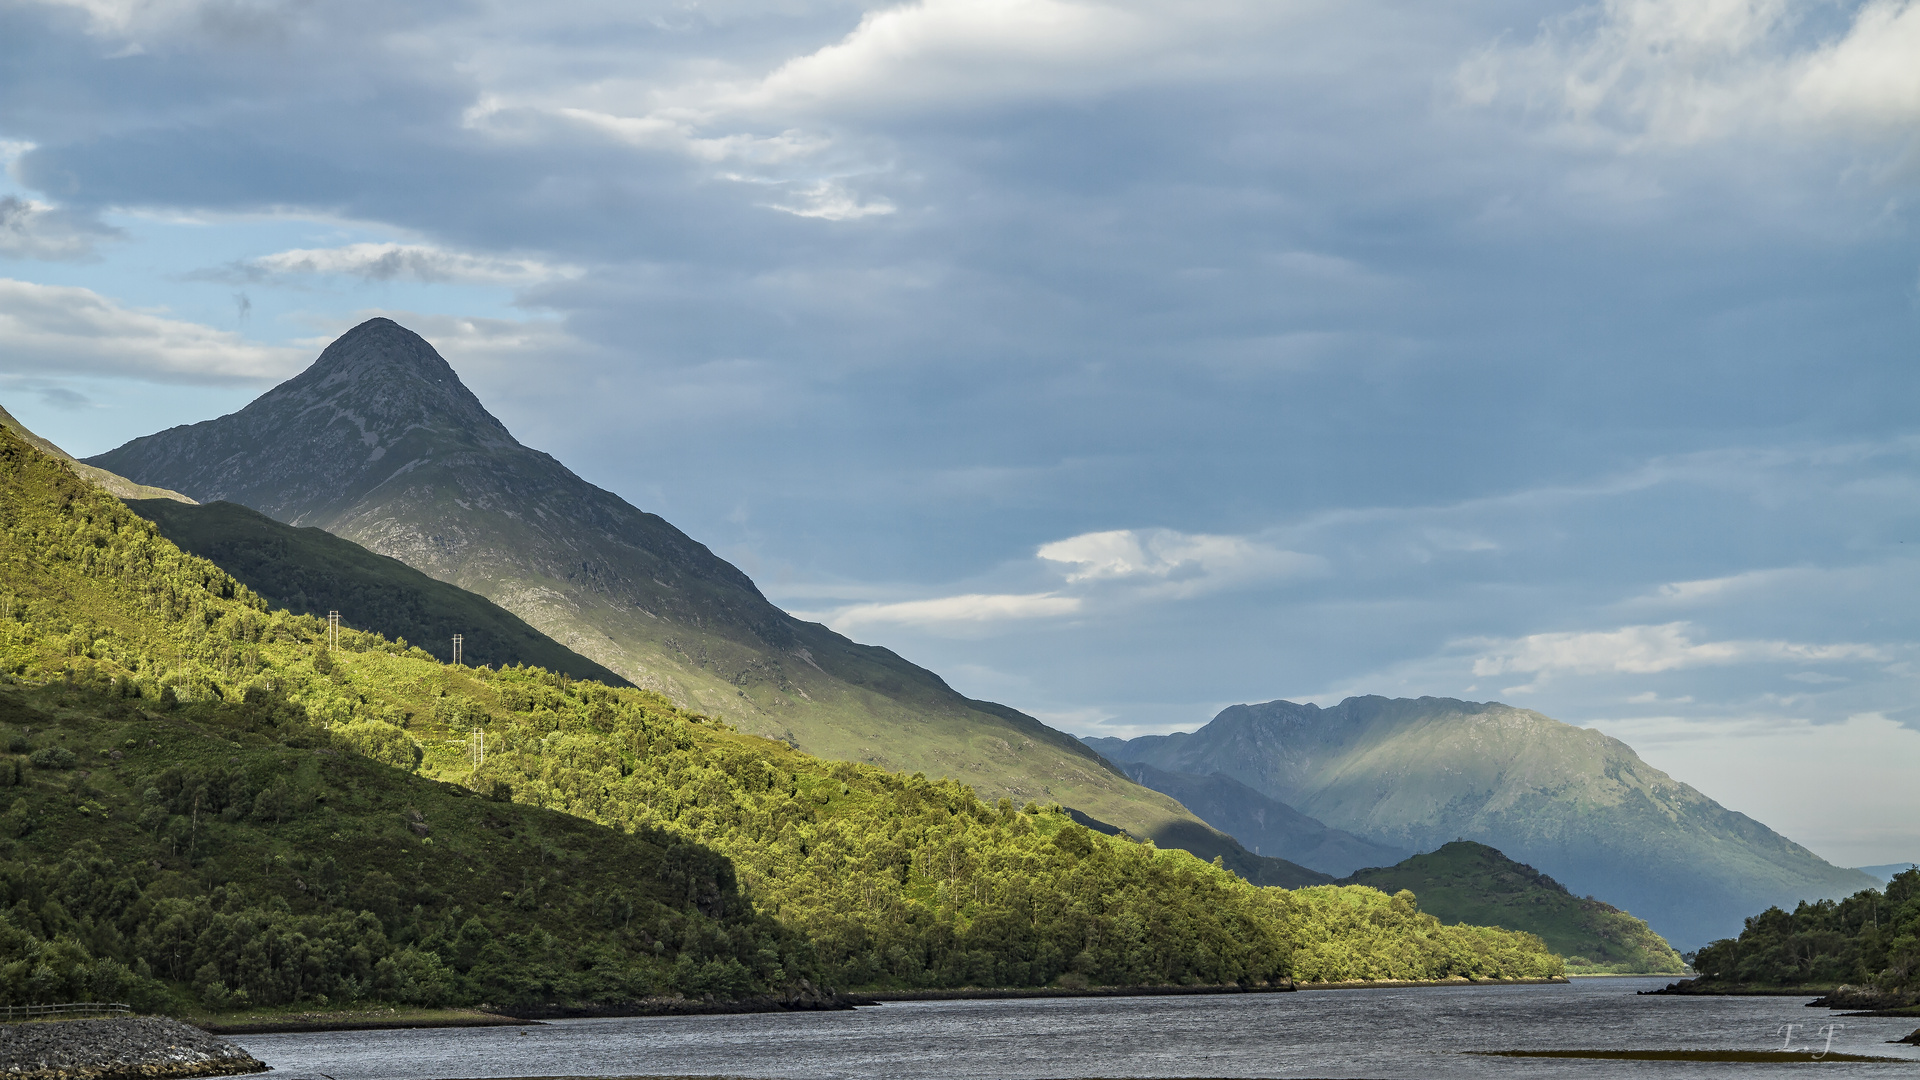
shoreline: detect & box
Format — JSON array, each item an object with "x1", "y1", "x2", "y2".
[
  {"x1": 200, "y1": 1008, "x2": 539, "y2": 1035},
  {"x1": 850, "y1": 974, "x2": 1571, "y2": 1003},
  {"x1": 201, "y1": 975, "x2": 1581, "y2": 1034},
  {"x1": 1296, "y1": 975, "x2": 1569, "y2": 991}
]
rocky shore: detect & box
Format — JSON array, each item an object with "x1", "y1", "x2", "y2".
[
  {"x1": 1809, "y1": 984, "x2": 1920, "y2": 1014},
  {"x1": 1643, "y1": 978, "x2": 1920, "y2": 1016},
  {"x1": 0, "y1": 1017, "x2": 265, "y2": 1080},
  {"x1": 1639, "y1": 978, "x2": 1824, "y2": 997}
]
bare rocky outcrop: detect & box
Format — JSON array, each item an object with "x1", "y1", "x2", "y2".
[{"x1": 0, "y1": 1017, "x2": 265, "y2": 1080}]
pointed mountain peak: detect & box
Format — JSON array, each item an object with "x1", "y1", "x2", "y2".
[
  {"x1": 256, "y1": 318, "x2": 514, "y2": 450},
  {"x1": 83, "y1": 319, "x2": 519, "y2": 521},
  {"x1": 303, "y1": 318, "x2": 462, "y2": 388}
]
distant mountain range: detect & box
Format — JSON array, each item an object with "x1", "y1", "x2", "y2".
[
  {"x1": 1114, "y1": 761, "x2": 1405, "y2": 876},
  {"x1": 1339, "y1": 841, "x2": 1686, "y2": 973},
  {"x1": 1088, "y1": 696, "x2": 1878, "y2": 947},
  {"x1": 1857, "y1": 863, "x2": 1920, "y2": 887},
  {"x1": 85, "y1": 318, "x2": 1318, "y2": 886}
]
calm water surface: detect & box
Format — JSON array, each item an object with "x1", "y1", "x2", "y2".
[{"x1": 235, "y1": 978, "x2": 1920, "y2": 1079}]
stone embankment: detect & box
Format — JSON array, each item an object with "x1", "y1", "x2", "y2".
[{"x1": 0, "y1": 1017, "x2": 265, "y2": 1080}]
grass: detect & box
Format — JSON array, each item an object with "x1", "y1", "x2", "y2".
[{"x1": 195, "y1": 1005, "x2": 532, "y2": 1033}]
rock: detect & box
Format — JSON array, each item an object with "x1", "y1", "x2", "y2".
[
  {"x1": 1811, "y1": 984, "x2": 1915, "y2": 1010},
  {"x1": 0, "y1": 1017, "x2": 266, "y2": 1080}
]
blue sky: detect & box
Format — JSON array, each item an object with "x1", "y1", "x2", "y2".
[{"x1": 2, "y1": 0, "x2": 1917, "y2": 865}]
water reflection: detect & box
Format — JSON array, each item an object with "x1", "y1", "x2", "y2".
[{"x1": 235, "y1": 977, "x2": 1920, "y2": 1079}]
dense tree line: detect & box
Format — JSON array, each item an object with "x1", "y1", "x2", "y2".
[
  {"x1": 1689, "y1": 870, "x2": 1920, "y2": 991},
  {"x1": 0, "y1": 425, "x2": 1560, "y2": 1011}
]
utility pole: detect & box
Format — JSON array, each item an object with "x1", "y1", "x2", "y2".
[
  {"x1": 327, "y1": 611, "x2": 340, "y2": 652},
  {"x1": 469, "y1": 727, "x2": 484, "y2": 773},
  {"x1": 452, "y1": 634, "x2": 463, "y2": 666}
]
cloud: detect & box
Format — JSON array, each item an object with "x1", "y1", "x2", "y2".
[
  {"x1": 0, "y1": 278, "x2": 303, "y2": 382},
  {"x1": 218, "y1": 243, "x2": 579, "y2": 286},
  {"x1": 758, "y1": 181, "x2": 897, "y2": 221},
  {"x1": 0, "y1": 196, "x2": 116, "y2": 260},
  {"x1": 1038, "y1": 528, "x2": 1324, "y2": 594},
  {"x1": 1467, "y1": 621, "x2": 1885, "y2": 680},
  {"x1": 823, "y1": 592, "x2": 1081, "y2": 629},
  {"x1": 735, "y1": 0, "x2": 1157, "y2": 114},
  {"x1": 1462, "y1": 0, "x2": 1920, "y2": 146}
]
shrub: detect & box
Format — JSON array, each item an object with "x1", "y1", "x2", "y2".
[
  {"x1": 28, "y1": 746, "x2": 75, "y2": 770},
  {"x1": 333, "y1": 719, "x2": 423, "y2": 772}
]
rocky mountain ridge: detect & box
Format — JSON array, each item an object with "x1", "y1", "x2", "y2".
[{"x1": 1087, "y1": 695, "x2": 1878, "y2": 947}]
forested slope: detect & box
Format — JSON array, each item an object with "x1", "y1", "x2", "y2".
[
  {"x1": 1339, "y1": 842, "x2": 1686, "y2": 974},
  {"x1": 85, "y1": 320, "x2": 1294, "y2": 875},
  {"x1": 0, "y1": 424, "x2": 1561, "y2": 1009}
]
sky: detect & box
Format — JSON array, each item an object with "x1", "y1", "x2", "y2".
[{"x1": 1, "y1": 0, "x2": 1916, "y2": 866}]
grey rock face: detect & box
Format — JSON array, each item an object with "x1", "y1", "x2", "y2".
[{"x1": 0, "y1": 1016, "x2": 266, "y2": 1079}]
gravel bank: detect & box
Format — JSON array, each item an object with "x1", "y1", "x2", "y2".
[{"x1": 0, "y1": 1017, "x2": 266, "y2": 1080}]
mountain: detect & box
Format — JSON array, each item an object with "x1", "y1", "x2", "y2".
[
  {"x1": 1338, "y1": 842, "x2": 1687, "y2": 973},
  {"x1": 0, "y1": 422, "x2": 1561, "y2": 1010},
  {"x1": 126, "y1": 497, "x2": 629, "y2": 685},
  {"x1": 1115, "y1": 761, "x2": 1405, "y2": 876},
  {"x1": 1086, "y1": 696, "x2": 1879, "y2": 948},
  {"x1": 85, "y1": 318, "x2": 1306, "y2": 884},
  {"x1": 0, "y1": 403, "x2": 193, "y2": 503},
  {"x1": 1857, "y1": 864, "x2": 1919, "y2": 887}
]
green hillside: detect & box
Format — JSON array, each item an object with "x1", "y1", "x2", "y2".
[
  {"x1": 86, "y1": 319, "x2": 1304, "y2": 880},
  {"x1": 1091, "y1": 696, "x2": 1877, "y2": 948},
  {"x1": 0, "y1": 423, "x2": 1561, "y2": 1009},
  {"x1": 0, "y1": 683, "x2": 807, "y2": 1012},
  {"x1": 126, "y1": 498, "x2": 629, "y2": 686},
  {"x1": 0, "y1": 402, "x2": 193, "y2": 504},
  {"x1": 1339, "y1": 842, "x2": 1686, "y2": 974}
]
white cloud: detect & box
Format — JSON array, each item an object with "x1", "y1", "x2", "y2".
[
  {"x1": 1038, "y1": 527, "x2": 1324, "y2": 595},
  {"x1": 511, "y1": 105, "x2": 830, "y2": 166},
  {"x1": 0, "y1": 197, "x2": 113, "y2": 260},
  {"x1": 459, "y1": 0, "x2": 1312, "y2": 186},
  {"x1": 734, "y1": 0, "x2": 1156, "y2": 114},
  {"x1": 824, "y1": 591, "x2": 1081, "y2": 629},
  {"x1": 1468, "y1": 621, "x2": 1885, "y2": 680},
  {"x1": 758, "y1": 180, "x2": 896, "y2": 221},
  {"x1": 17, "y1": 0, "x2": 154, "y2": 36},
  {"x1": 1464, "y1": 0, "x2": 1920, "y2": 147},
  {"x1": 0, "y1": 278, "x2": 303, "y2": 382},
  {"x1": 239, "y1": 243, "x2": 578, "y2": 286}
]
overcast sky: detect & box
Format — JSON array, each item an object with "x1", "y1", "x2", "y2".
[{"x1": 3, "y1": 0, "x2": 1916, "y2": 866}]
